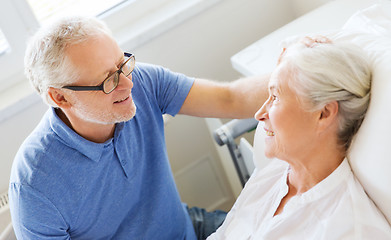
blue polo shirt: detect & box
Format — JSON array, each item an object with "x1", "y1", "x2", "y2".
[{"x1": 9, "y1": 63, "x2": 196, "y2": 239}]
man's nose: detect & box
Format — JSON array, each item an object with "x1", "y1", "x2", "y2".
[{"x1": 117, "y1": 72, "x2": 133, "y2": 90}]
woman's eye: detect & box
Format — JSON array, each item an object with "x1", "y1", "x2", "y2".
[{"x1": 271, "y1": 95, "x2": 278, "y2": 101}]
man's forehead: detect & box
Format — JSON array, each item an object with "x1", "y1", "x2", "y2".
[{"x1": 67, "y1": 35, "x2": 122, "y2": 62}]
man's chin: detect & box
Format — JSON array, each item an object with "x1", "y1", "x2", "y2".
[
  {"x1": 115, "y1": 102, "x2": 137, "y2": 124},
  {"x1": 74, "y1": 102, "x2": 137, "y2": 125}
]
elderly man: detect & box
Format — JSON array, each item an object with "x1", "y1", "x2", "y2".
[{"x1": 9, "y1": 16, "x2": 267, "y2": 239}]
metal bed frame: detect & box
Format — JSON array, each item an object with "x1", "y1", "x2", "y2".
[{"x1": 213, "y1": 118, "x2": 258, "y2": 187}]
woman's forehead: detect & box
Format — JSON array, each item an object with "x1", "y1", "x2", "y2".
[
  {"x1": 269, "y1": 65, "x2": 288, "y2": 90},
  {"x1": 270, "y1": 64, "x2": 301, "y2": 99}
]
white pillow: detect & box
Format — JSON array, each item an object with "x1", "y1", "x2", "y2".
[{"x1": 341, "y1": 3, "x2": 391, "y2": 225}]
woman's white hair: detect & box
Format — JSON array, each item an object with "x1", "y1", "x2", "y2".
[
  {"x1": 24, "y1": 16, "x2": 113, "y2": 107},
  {"x1": 280, "y1": 36, "x2": 371, "y2": 151}
]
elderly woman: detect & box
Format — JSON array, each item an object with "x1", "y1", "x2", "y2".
[{"x1": 208, "y1": 36, "x2": 391, "y2": 239}]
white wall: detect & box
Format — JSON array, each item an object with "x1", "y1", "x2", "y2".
[
  {"x1": 0, "y1": 0, "x2": 329, "y2": 210},
  {"x1": 290, "y1": 0, "x2": 332, "y2": 16}
]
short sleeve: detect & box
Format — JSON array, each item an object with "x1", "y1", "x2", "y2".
[
  {"x1": 131, "y1": 63, "x2": 195, "y2": 116},
  {"x1": 9, "y1": 183, "x2": 71, "y2": 240}
]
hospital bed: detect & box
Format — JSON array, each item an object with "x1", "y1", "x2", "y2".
[{"x1": 214, "y1": 0, "x2": 391, "y2": 226}]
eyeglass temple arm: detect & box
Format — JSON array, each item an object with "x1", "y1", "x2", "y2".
[{"x1": 62, "y1": 86, "x2": 103, "y2": 91}]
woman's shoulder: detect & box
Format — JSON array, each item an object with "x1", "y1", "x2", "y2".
[{"x1": 319, "y1": 169, "x2": 391, "y2": 238}]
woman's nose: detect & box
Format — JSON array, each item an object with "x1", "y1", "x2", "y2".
[{"x1": 254, "y1": 101, "x2": 269, "y2": 121}]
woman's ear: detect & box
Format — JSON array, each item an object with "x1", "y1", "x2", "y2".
[
  {"x1": 47, "y1": 87, "x2": 71, "y2": 109},
  {"x1": 318, "y1": 101, "x2": 339, "y2": 131}
]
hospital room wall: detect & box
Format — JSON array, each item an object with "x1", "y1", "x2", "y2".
[
  {"x1": 291, "y1": 0, "x2": 331, "y2": 15},
  {"x1": 0, "y1": 0, "x2": 331, "y2": 210}
]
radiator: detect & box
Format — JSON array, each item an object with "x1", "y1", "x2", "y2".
[{"x1": 0, "y1": 191, "x2": 15, "y2": 240}]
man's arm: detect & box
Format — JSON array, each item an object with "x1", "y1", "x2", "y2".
[{"x1": 178, "y1": 74, "x2": 270, "y2": 119}]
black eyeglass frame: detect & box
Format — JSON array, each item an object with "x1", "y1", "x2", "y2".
[{"x1": 62, "y1": 52, "x2": 135, "y2": 94}]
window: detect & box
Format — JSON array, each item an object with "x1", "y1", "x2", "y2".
[{"x1": 26, "y1": 0, "x2": 127, "y2": 24}]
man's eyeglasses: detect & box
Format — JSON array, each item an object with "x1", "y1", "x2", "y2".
[{"x1": 63, "y1": 52, "x2": 135, "y2": 94}]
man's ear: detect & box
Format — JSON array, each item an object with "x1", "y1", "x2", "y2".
[
  {"x1": 318, "y1": 101, "x2": 339, "y2": 131},
  {"x1": 47, "y1": 87, "x2": 71, "y2": 108}
]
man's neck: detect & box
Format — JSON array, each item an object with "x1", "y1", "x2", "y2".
[{"x1": 55, "y1": 108, "x2": 116, "y2": 143}]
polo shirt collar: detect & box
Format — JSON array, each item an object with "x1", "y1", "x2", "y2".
[{"x1": 48, "y1": 108, "x2": 121, "y2": 162}]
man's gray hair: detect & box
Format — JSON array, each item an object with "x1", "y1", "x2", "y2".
[
  {"x1": 280, "y1": 37, "x2": 371, "y2": 151},
  {"x1": 24, "y1": 16, "x2": 113, "y2": 106}
]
